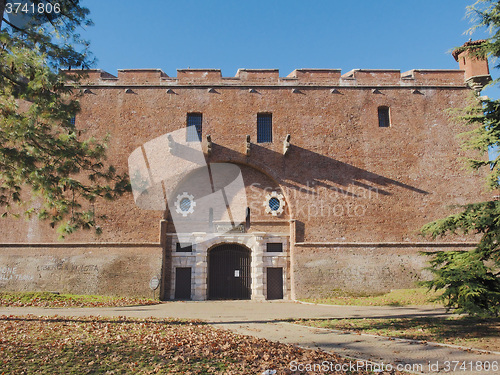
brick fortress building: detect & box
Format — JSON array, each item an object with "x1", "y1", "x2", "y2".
[{"x1": 0, "y1": 41, "x2": 492, "y2": 300}]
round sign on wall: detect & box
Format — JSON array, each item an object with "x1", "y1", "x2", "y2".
[{"x1": 149, "y1": 276, "x2": 160, "y2": 290}]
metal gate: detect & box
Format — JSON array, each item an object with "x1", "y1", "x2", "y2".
[
  {"x1": 267, "y1": 267, "x2": 283, "y2": 300},
  {"x1": 175, "y1": 267, "x2": 192, "y2": 300},
  {"x1": 208, "y1": 244, "x2": 251, "y2": 300}
]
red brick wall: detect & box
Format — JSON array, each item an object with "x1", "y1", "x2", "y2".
[
  {"x1": 0, "y1": 67, "x2": 490, "y2": 297},
  {"x1": 70, "y1": 70, "x2": 485, "y2": 243}
]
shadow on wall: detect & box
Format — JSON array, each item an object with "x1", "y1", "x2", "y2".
[
  {"x1": 206, "y1": 141, "x2": 429, "y2": 198},
  {"x1": 201, "y1": 140, "x2": 430, "y2": 243}
]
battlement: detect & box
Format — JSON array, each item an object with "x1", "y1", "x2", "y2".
[
  {"x1": 235, "y1": 69, "x2": 280, "y2": 82},
  {"x1": 401, "y1": 69, "x2": 467, "y2": 85},
  {"x1": 73, "y1": 67, "x2": 474, "y2": 87},
  {"x1": 340, "y1": 69, "x2": 401, "y2": 85},
  {"x1": 177, "y1": 69, "x2": 221, "y2": 82},
  {"x1": 287, "y1": 69, "x2": 341, "y2": 81},
  {"x1": 117, "y1": 69, "x2": 168, "y2": 83}
]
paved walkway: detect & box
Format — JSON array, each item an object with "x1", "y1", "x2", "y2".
[{"x1": 0, "y1": 301, "x2": 498, "y2": 374}]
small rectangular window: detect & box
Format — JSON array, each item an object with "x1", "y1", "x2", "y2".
[
  {"x1": 378, "y1": 106, "x2": 390, "y2": 128},
  {"x1": 176, "y1": 243, "x2": 193, "y2": 252},
  {"x1": 257, "y1": 113, "x2": 273, "y2": 143},
  {"x1": 266, "y1": 243, "x2": 283, "y2": 252},
  {"x1": 186, "y1": 113, "x2": 202, "y2": 142}
]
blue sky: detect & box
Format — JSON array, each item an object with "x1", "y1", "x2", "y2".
[
  {"x1": 80, "y1": 0, "x2": 496, "y2": 93},
  {"x1": 76, "y1": 1, "x2": 500, "y2": 171}
]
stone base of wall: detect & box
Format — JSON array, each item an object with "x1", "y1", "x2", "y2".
[
  {"x1": 0, "y1": 242, "x2": 476, "y2": 300},
  {"x1": 0, "y1": 244, "x2": 162, "y2": 298},
  {"x1": 293, "y1": 243, "x2": 476, "y2": 299}
]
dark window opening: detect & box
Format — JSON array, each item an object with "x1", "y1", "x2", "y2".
[
  {"x1": 179, "y1": 198, "x2": 191, "y2": 212},
  {"x1": 269, "y1": 197, "x2": 280, "y2": 211},
  {"x1": 378, "y1": 106, "x2": 390, "y2": 128},
  {"x1": 266, "y1": 243, "x2": 283, "y2": 252},
  {"x1": 176, "y1": 243, "x2": 193, "y2": 252},
  {"x1": 257, "y1": 113, "x2": 273, "y2": 143},
  {"x1": 245, "y1": 207, "x2": 250, "y2": 228},
  {"x1": 187, "y1": 113, "x2": 202, "y2": 141}
]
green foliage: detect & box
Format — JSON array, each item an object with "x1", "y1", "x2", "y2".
[
  {"x1": 421, "y1": 0, "x2": 500, "y2": 317},
  {"x1": 421, "y1": 250, "x2": 500, "y2": 317},
  {"x1": 458, "y1": 96, "x2": 500, "y2": 189},
  {"x1": 421, "y1": 108, "x2": 500, "y2": 317},
  {"x1": 421, "y1": 200, "x2": 500, "y2": 316},
  {"x1": 0, "y1": 1, "x2": 129, "y2": 237},
  {"x1": 467, "y1": 1, "x2": 500, "y2": 70}
]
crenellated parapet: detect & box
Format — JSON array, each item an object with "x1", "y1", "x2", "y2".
[
  {"x1": 117, "y1": 69, "x2": 168, "y2": 83},
  {"x1": 71, "y1": 67, "x2": 481, "y2": 88},
  {"x1": 235, "y1": 69, "x2": 280, "y2": 82},
  {"x1": 286, "y1": 69, "x2": 341, "y2": 81},
  {"x1": 177, "y1": 68, "x2": 221, "y2": 82},
  {"x1": 340, "y1": 69, "x2": 401, "y2": 85},
  {"x1": 69, "y1": 40, "x2": 491, "y2": 89}
]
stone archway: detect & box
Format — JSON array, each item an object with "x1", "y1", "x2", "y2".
[
  {"x1": 163, "y1": 162, "x2": 292, "y2": 301},
  {"x1": 208, "y1": 243, "x2": 251, "y2": 300}
]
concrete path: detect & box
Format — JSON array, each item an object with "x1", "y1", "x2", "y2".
[
  {"x1": 0, "y1": 301, "x2": 498, "y2": 374},
  {"x1": 215, "y1": 320, "x2": 499, "y2": 375},
  {"x1": 0, "y1": 300, "x2": 452, "y2": 321}
]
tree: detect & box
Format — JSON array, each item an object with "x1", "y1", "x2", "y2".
[
  {"x1": 421, "y1": 0, "x2": 500, "y2": 317},
  {"x1": 0, "y1": 1, "x2": 129, "y2": 237}
]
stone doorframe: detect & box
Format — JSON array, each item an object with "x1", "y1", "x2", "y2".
[{"x1": 169, "y1": 232, "x2": 290, "y2": 301}]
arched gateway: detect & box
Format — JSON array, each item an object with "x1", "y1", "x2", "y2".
[
  {"x1": 208, "y1": 244, "x2": 251, "y2": 300},
  {"x1": 165, "y1": 163, "x2": 291, "y2": 301}
]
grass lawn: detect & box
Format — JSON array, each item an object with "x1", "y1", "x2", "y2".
[
  {"x1": 0, "y1": 292, "x2": 158, "y2": 308},
  {"x1": 299, "y1": 288, "x2": 442, "y2": 306},
  {"x1": 0, "y1": 315, "x2": 407, "y2": 375},
  {"x1": 295, "y1": 316, "x2": 500, "y2": 352}
]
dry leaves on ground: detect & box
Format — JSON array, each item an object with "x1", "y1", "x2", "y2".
[{"x1": 0, "y1": 315, "x2": 406, "y2": 374}]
